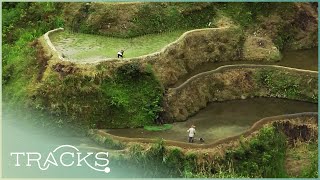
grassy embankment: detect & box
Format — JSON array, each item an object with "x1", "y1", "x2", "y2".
[
  {"x1": 108, "y1": 125, "x2": 317, "y2": 178},
  {"x1": 2, "y1": 3, "x2": 70, "y2": 130}
]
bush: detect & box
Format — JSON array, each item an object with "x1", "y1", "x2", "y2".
[
  {"x1": 254, "y1": 69, "x2": 317, "y2": 102},
  {"x1": 299, "y1": 143, "x2": 318, "y2": 178},
  {"x1": 99, "y1": 63, "x2": 164, "y2": 128},
  {"x1": 104, "y1": 137, "x2": 125, "y2": 150},
  {"x1": 164, "y1": 148, "x2": 185, "y2": 176},
  {"x1": 3, "y1": 2, "x2": 65, "y2": 104},
  {"x1": 224, "y1": 126, "x2": 287, "y2": 177},
  {"x1": 116, "y1": 62, "x2": 146, "y2": 79}
]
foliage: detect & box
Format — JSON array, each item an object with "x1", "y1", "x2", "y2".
[
  {"x1": 104, "y1": 137, "x2": 126, "y2": 150},
  {"x1": 224, "y1": 126, "x2": 287, "y2": 177},
  {"x1": 3, "y1": 3, "x2": 165, "y2": 129},
  {"x1": 274, "y1": 24, "x2": 296, "y2": 50},
  {"x1": 182, "y1": 153, "x2": 198, "y2": 177},
  {"x1": 128, "y1": 144, "x2": 144, "y2": 162},
  {"x1": 129, "y1": 3, "x2": 216, "y2": 37},
  {"x1": 255, "y1": 69, "x2": 317, "y2": 102},
  {"x1": 115, "y1": 62, "x2": 148, "y2": 79},
  {"x1": 30, "y1": 62, "x2": 163, "y2": 128},
  {"x1": 113, "y1": 140, "x2": 197, "y2": 177},
  {"x1": 108, "y1": 125, "x2": 317, "y2": 178},
  {"x1": 67, "y1": 2, "x2": 216, "y2": 38},
  {"x1": 144, "y1": 124, "x2": 173, "y2": 131},
  {"x1": 139, "y1": 139, "x2": 169, "y2": 177},
  {"x1": 219, "y1": 3, "x2": 292, "y2": 28},
  {"x1": 298, "y1": 143, "x2": 318, "y2": 178},
  {"x1": 3, "y1": 2, "x2": 65, "y2": 104},
  {"x1": 100, "y1": 62, "x2": 164, "y2": 128}
]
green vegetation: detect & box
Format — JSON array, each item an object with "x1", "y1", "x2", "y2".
[
  {"x1": 31, "y1": 62, "x2": 164, "y2": 128},
  {"x1": 50, "y1": 30, "x2": 186, "y2": 60},
  {"x1": 254, "y1": 69, "x2": 318, "y2": 102},
  {"x1": 104, "y1": 137, "x2": 126, "y2": 150},
  {"x1": 299, "y1": 144, "x2": 318, "y2": 178},
  {"x1": 100, "y1": 62, "x2": 163, "y2": 127},
  {"x1": 224, "y1": 126, "x2": 287, "y2": 177},
  {"x1": 144, "y1": 124, "x2": 173, "y2": 131},
  {"x1": 2, "y1": 3, "x2": 318, "y2": 178},
  {"x1": 219, "y1": 3, "x2": 293, "y2": 28},
  {"x1": 286, "y1": 141, "x2": 318, "y2": 178},
  {"x1": 3, "y1": 3, "x2": 165, "y2": 129},
  {"x1": 274, "y1": 26, "x2": 296, "y2": 50},
  {"x1": 128, "y1": 3, "x2": 216, "y2": 37},
  {"x1": 219, "y1": 2, "x2": 296, "y2": 49},
  {"x1": 116, "y1": 140, "x2": 190, "y2": 177},
  {"x1": 111, "y1": 126, "x2": 300, "y2": 178},
  {"x1": 67, "y1": 2, "x2": 217, "y2": 38},
  {"x1": 3, "y1": 2, "x2": 64, "y2": 105}
]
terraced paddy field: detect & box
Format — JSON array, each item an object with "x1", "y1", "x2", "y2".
[
  {"x1": 50, "y1": 30, "x2": 187, "y2": 62},
  {"x1": 3, "y1": 2, "x2": 318, "y2": 178},
  {"x1": 106, "y1": 98, "x2": 317, "y2": 144},
  {"x1": 172, "y1": 47, "x2": 318, "y2": 87}
]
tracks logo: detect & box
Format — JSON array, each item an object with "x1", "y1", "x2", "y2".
[{"x1": 10, "y1": 145, "x2": 111, "y2": 173}]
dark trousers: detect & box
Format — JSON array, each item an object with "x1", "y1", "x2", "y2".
[
  {"x1": 118, "y1": 54, "x2": 123, "y2": 58},
  {"x1": 188, "y1": 136, "x2": 194, "y2": 143}
]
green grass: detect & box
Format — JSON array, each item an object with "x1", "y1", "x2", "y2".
[
  {"x1": 254, "y1": 69, "x2": 318, "y2": 102},
  {"x1": 104, "y1": 137, "x2": 126, "y2": 150},
  {"x1": 224, "y1": 126, "x2": 287, "y2": 178},
  {"x1": 144, "y1": 124, "x2": 173, "y2": 131},
  {"x1": 3, "y1": 2, "x2": 64, "y2": 104},
  {"x1": 286, "y1": 142, "x2": 318, "y2": 178},
  {"x1": 50, "y1": 30, "x2": 186, "y2": 61}
]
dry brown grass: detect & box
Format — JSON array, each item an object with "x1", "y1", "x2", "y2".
[
  {"x1": 243, "y1": 35, "x2": 281, "y2": 61},
  {"x1": 285, "y1": 139, "x2": 317, "y2": 177},
  {"x1": 255, "y1": 3, "x2": 318, "y2": 50},
  {"x1": 165, "y1": 65, "x2": 317, "y2": 121}
]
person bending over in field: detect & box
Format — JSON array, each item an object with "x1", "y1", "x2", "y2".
[
  {"x1": 187, "y1": 125, "x2": 196, "y2": 143},
  {"x1": 117, "y1": 50, "x2": 124, "y2": 58}
]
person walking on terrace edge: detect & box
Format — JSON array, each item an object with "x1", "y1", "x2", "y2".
[{"x1": 187, "y1": 125, "x2": 196, "y2": 143}]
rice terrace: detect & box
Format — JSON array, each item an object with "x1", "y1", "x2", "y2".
[{"x1": 2, "y1": 2, "x2": 318, "y2": 178}]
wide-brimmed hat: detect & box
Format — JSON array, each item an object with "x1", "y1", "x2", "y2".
[{"x1": 191, "y1": 125, "x2": 196, "y2": 128}]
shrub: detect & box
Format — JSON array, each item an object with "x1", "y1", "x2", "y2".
[
  {"x1": 224, "y1": 126, "x2": 287, "y2": 177},
  {"x1": 104, "y1": 137, "x2": 126, "y2": 150}
]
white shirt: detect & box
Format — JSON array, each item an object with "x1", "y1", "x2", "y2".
[
  {"x1": 187, "y1": 128, "x2": 196, "y2": 137},
  {"x1": 118, "y1": 51, "x2": 123, "y2": 55}
]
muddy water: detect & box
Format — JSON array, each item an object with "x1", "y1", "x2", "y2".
[
  {"x1": 172, "y1": 48, "x2": 318, "y2": 88},
  {"x1": 106, "y1": 98, "x2": 317, "y2": 144}
]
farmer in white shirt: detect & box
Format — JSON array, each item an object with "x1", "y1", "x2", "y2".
[
  {"x1": 117, "y1": 50, "x2": 124, "y2": 58},
  {"x1": 187, "y1": 125, "x2": 196, "y2": 143}
]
